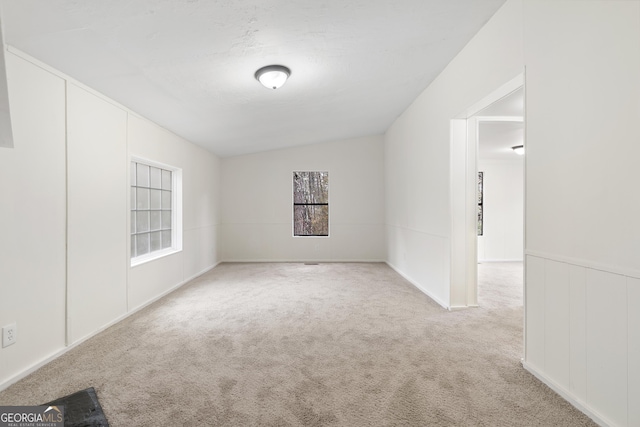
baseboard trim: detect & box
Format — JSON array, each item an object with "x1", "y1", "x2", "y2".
[
  {"x1": 521, "y1": 361, "x2": 612, "y2": 427},
  {"x1": 0, "y1": 262, "x2": 221, "y2": 393},
  {"x1": 220, "y1": 259, "x2": 386, "y2": 263},
  {"x1": 184, "y1": 262, "x2": 221, "y2": 283},
  {"x1": 449, "y1": 304, "x2": 479, "y2": 310},
  {"x1": 127, "y1": 262, "x2": 221, "y2": 313},
  {"x1": 385, "y1": 262, "x2": 449, "y2": 309}
]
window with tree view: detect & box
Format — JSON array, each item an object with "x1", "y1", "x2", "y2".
[{"x1": 293, "y1": 171, "x2": 329, "y2": 236}]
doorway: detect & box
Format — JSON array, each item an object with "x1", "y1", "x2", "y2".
[
  {"x1": 449, "y1": 74, "x2": 524, "y2": 309},
  {"x1": 474, "y1": 90, "x2": 525, "y2": 306}
]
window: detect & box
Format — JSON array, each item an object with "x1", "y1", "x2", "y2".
[
  {"x1": 130, "y1": 159, "x2": 182, "y2": 265},
  {"x1": 293, "y1": 171, "x2": 329, "y2": 236}
]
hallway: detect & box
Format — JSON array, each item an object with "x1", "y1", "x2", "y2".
[{"x1": 477, "y1": 261, "x2": 523, "y2": 309}]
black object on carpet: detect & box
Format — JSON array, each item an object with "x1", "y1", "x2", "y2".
[{"x1": 42, "y1": 387, "x2": 109, "y2": 427}]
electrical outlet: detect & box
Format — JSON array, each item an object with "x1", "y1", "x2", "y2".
[{"x1": 2, "y1": 323, "x2": 17, "y2": 348}]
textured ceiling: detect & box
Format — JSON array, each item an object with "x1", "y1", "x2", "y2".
[{"x1": 1, "y1": 0, "x2": 506, "y2": 157}]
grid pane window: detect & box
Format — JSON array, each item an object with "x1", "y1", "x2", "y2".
[
  {"x1": 131, "y1": 161, "x2": 173, "y2": 259},
  {"x1": 293, "y1": 171, "x2": 329, "y2": 236}
]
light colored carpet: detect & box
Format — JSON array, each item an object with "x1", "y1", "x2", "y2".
[{"x1": 0, "y1": 262, "x2": 596, "y2": 426}]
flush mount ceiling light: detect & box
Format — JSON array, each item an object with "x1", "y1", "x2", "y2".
[
  {"x1": 512, "y1": 145, "x2": 525, "y2": 155},
  {"x1": 255, "y1": 65, "x2": 291, "y2": 90}
]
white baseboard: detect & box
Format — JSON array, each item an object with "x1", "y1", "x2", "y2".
[
  {"x1": 127, "y1": 262, "x2": 220, "y2": 313},
  {"x1": 220, "y1": 259, "x2": 386, "y2": 263},
  {"x1": 0, "y1": 262, "x2": 221, "y2": 393},
  {"x1": 449, "y1": 304, "x2": 479, "y2": 310},
  {"x1": 522, "y1": 360, "x2": 613, "y2": 427},
  {"x1": 385, "y1": 262, "x2": 449, "y2": 309}
]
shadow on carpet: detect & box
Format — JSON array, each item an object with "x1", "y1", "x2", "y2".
[{"x1": 43, "y1": 387, "x2": 109, "y2": 427}]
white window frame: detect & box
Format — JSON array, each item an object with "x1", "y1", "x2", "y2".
[{"x1": 130, "y1": 156, "x2": 183, "y2": 267}]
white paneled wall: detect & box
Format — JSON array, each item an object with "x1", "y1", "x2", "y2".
[
  {"x1": 523, "y1": 2, "x2": 640, "y2": 425},
  {"x1": 384, "y1": 0, "x2": 524, "y2": 308},
  {"x1": 629, "y1": 279, "x2": 640, "y2": 427},
  {"x1": 67, "y1": 84, "x2": 128, "y2": 344},
  {"x1": 543, "y1": 260, "x2": 570, "y2": 388},
  {"x1": 0, "y1": 49, "x2": 220, "y2": 390},
  {"x1": 0, "y1": 52, "x2": 67, "y2": 387},
  {"x1": 127, "y1": 114, "x2": 220, "y2": 311},
  {"x1": 477, "y1": 159, "x2": 523, "y2": 262},
  {"x1": 525, "y1": 256, "x2": 545, "y2": 369},
  {"x1": 586, "y1": 270, "x2": 628, "y2": 426},
  {"x1": 569, "y1": 265, "x2": 587, "y2": 402},
  {"x1": 385, "y1": 225, "x2": 449, "y2": 308},
  {"x1": 525, "y1": 255, "x2": 638, "y2": 426}
]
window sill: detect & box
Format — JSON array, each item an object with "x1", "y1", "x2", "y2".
[{"x1": 131, "y1": 247, "x2": 181, "y2": 268}]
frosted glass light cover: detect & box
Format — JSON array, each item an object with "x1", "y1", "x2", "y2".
[{"x1": 255, "y1": 65, "x2": 290, "y2": 90}]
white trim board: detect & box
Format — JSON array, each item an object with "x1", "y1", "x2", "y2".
[
  {"x1": 458, "y1": 73, "x2": 525, "y2": 119},
  {"x1": 525, "y1": 250, "x2": 640, "y2": 280},
  {"x1": 385, "y1": 261, "x2": 449, "y2": 310},
  {"x1": 221, "y1": 259, "x2": 387, "y2": 264},
  {"x1": 6, "y1": 45, "x2": 190, "y2": 143},
  {"x1": 522, "y1": 361, "x2": 611, "y2": 427},
  {"x1": 474, "y1": 115, "x2": 523, "y2": 122}
]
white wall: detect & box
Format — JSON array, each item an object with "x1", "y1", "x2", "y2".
[
  {"x1": 523, "y1": 2, "x2": 640, "y2": 426},
  {"x1": 67, "y1": 83, "x2": 128, "y2": 344},
  {"x1": 386, "y1": 0, "x2": 639, "y2": 425},
  {"x1": 0, "y1": 49, "x2": 221, "y2": 388},
  {"x1": 384, "y1": 0, "x2": 524, "y2": 307},
  {"x1": 0, "y1": 52, "x2": 67, "y2": 388},
  {"x1": 221, "y1": 135, "x2": 385, "y2": 262},
  {"x1": 2, "y1": 2, "x2": 638, "y2": 425},
  {"x1": 128, "y1": 114, "x2": 220, "y2": 311},
  {"x1": 477, "y1": 159, "x2": 523, "y2": 262}
]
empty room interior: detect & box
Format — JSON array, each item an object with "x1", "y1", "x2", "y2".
[{"x1": 0, "y1": 1, "x2": 638, "y2": 426}]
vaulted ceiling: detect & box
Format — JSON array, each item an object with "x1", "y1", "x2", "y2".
[{"x1": 1, "y1": 0, "x2": 505, "y2": 157}]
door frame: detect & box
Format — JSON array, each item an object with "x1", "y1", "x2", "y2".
[{"x1": 449, "y1": 73, "x2": 524, "y2": 309}]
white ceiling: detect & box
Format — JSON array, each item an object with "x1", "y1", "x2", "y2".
[
  {"x1": 1, "y1": 0, "x2": 506, "y2": 157},
  {"x1": 477, "y1": 87, "x2": 524, "y2": 161}
]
